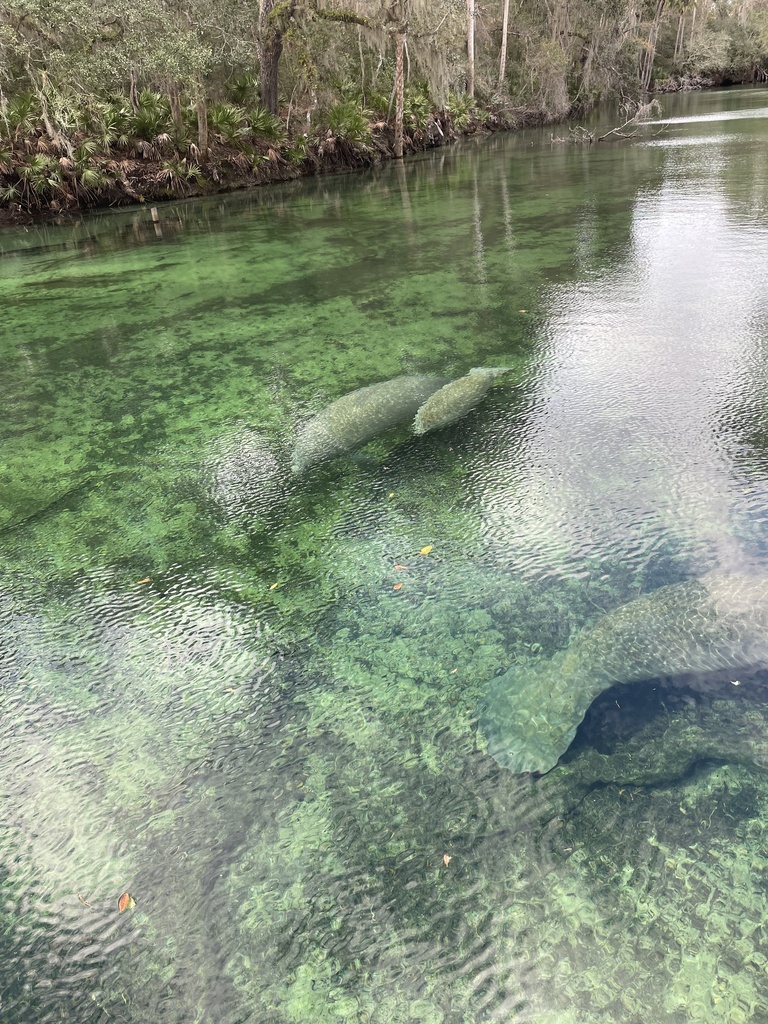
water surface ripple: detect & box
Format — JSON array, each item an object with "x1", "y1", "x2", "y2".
[{"x1": 2, "y1": 86, "x2": 768, "y2": 1024}]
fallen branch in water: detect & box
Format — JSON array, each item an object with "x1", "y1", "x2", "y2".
[
  {"x1": 597, "y1": 99, "x2": 666, "y2": 142},
  {"x1": 550, "y1": 124, "x2": 595, "y2": 144}
]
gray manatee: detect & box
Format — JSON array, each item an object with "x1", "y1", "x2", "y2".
[
  {"x1": 412, "y1": 367, "x2": 512, "y2": 435},
  {"x1": 291, "y1": 375, "x2": 447, "y2": 473},
  {"x1": 479, "y1": 573, "x2": 768, "y2": 774}
]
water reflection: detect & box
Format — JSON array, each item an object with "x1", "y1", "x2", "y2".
[{"x1": 477, "y1": 136, "x2": 768, "y2": 582}]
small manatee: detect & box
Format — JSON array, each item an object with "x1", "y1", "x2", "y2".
[
  {"x1": 291, "y1": 374, "x2": 447, "y2": 473},
  {"x1": 412, "y1": 367, "x2": 512, "y2": 435}
]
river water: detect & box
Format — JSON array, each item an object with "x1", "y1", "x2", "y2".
[{"x1": 2, "y1": 86, "x2": 768, "y2": 1023}]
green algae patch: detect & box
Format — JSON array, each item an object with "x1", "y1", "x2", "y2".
[
  {"x1": 3, "y1": 98, "x2": 768, "y2": 1024},
  {"x1": 545, "y1": 760, "x2": 768, "y2": 1024}
]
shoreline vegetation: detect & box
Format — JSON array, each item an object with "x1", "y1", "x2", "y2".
[
  {"x1": 2, "y1": 0, "x2": 768, "y2": 228},
  {"x1": 0, "y1": 94, "x2": 546, "y2": 229}
]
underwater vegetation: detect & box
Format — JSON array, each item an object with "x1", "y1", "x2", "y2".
[
  {"x1": 4, "y1": 87, "x2": 768, "y2": 1023},
  {"x1": 216, "y1": 562, "x2": 768, "y2": 1024},
  {"x1": 4, "y1": 379, "x2": 768, "y2": 1023},
  {"x1": 2, "y1": 305, "x2": 764, "y2": 1023}
]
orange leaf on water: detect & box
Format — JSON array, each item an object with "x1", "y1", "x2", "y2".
[
  {"x1": 393, "y1": 564, "x2": 409, "y2": 571},
  {"x1": 137, "y1": 577, "x2": 151, "y2": 585},
  {"x1": 443, "y1": 854, "x2": 452, "y2": 866},
  {"x1": 419, "y1": 545, "x2": 433, "y2": 556},
  {"x1": 393, "y1": 582, "x2": 403, "y2": 591},
  {"x1": 117, "y1": 892, "x2": 136, "y2": 914}
]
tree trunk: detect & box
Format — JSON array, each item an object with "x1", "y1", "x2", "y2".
[
  {"x1": 498, "y1": 0, "x2": 510, "y2": 90},
  {"x1": 197, "y1": 97, "x2": 208, "y2": 154},
  {"x1": 640, "y1": 0, "x2": 665, "y2": 92},
  {"x1": 260, "y1": 32, "x2": 283, "y2": 114},
  {"x1": 28, "y1": 68, "x2": 60, "y2": 146},
  {"x1": 467, "y1": 0, "x2": 476, "y2": 97},
  {"x1": 394, "y1": 29, "x2": 405, "y2": 159},
  {"x1": 259, "y1": 0, "x2": 295, "y2": 115},
  {"x1": 129, "y1": 67, "x2": 139, "y2": 113},
  {"x1": 168, "y1": 83, "x2": 183, "y2": 135},
  {"x1": 673, "y1": 13, "x2": 684, "y2": 61}
]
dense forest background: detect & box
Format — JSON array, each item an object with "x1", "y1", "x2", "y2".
[{"x1": 2, "y1": 0, "x2": 768, "y2": 216}]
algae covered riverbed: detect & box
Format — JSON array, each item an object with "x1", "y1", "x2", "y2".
[{"x1": 2, "y1": 87, "x2": 768, "y2": 1023}]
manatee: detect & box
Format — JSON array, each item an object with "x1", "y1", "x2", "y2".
[
  {"x1": 291, "y1": 375, "x2": 447, "y2": 473},
  {"x1": 479, "y1": 573, "x2": 768, "y2": 775},
  {"x1": 412, "y1": 367, "x2": 512, "y2": 435}
]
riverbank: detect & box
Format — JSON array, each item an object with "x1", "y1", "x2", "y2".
[
  {"x1": 4, "y1": 77, "x2": 761, "y2": 231},
  {"x1": 0, "y1": 102, "x2": 550, "y2": 229}
]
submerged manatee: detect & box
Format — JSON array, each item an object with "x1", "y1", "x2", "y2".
[
  {"x1": 479, "y1": 573, "x2": 768, "y2": 774},
  {"x1": 412, "y1": 367, "x2": 512, "y2": 435},
  {"x1": 291, "y1": 375, "x2": 447, "y2": 473}
]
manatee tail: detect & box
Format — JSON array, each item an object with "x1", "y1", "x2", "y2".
[{"x1": 478, "y1": 653, "x2": 588, "y2": 774}]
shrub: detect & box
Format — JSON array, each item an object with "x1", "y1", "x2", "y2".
[
  {"x1": 403, "y1": 86, "x2": 433, "y2": 130},
  {"x1": 444, "y1": 91, "x2": 478, "y2": 131},
  {"x1": 157, "y1": 158, "x2": 203, "y2": 192},
  {"x1": 2, "y1": 93, "x2": 42, "y2": 141},
  {"x1": 18, "y1": 154, "x2": 64, "y2": 205},
  {"x1": 246, "y1": 105, "x2": 286, "y2": 142},
  {"x1": 209, "y1": 103, "x2": 249, "y2": 144},
  {"x1": 227, "y1": 72, "x2": 260, "y2": 107},
  {"x1": 130, "y1": 91, "x2": 172, "y2": 141},
  {"x1": 325, "y1": 101, "x2": 372, "y2": 146}
]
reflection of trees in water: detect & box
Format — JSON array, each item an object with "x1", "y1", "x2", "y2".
[{"x1": 470, "y1": 104, "x2": 768, "y2": 582}]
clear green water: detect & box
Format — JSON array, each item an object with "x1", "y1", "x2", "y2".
[{"x1": 2, "y1": 87, "x2": 768, "y2": 1023}]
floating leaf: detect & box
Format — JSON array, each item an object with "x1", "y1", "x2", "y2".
[
  {"x1": 137, "y1": 577, "x2": 151, "y2": 585},
  {"x1": 269, "y1": 582, "x2": 281, "y2": 591},
  {"x1": 518, "y1": 309, "x2": 528, "y2": 313},
  {"x1": 443, "y1": 854, "x2": 452, "y2": 866},
  {"x1": 393, "y1": 582, "x2": 403, "y2": 591},
  {"x1": 393, "y1": 564, "x2": 408, "y2": 571},
  {"x1": 388, "y1": 492, "x2": 395, "y2": 498},
  {"x1": 419, "y1": 545, "x2": 433, "y2": 556},
  {"x1": 117, "y1": 892, "x2": 135, "y2": 914}
]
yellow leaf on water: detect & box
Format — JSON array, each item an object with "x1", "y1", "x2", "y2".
[
  {"x1": 519, "y1": 309, "x2": 528, "y2": 313},
  {"x1": 419, "y1": 545, "x2": 433, "y2": 556},
  {"x1": 117, "y1": 892, "x2": 136, "y2": 913},
  {"x1": 393, "y1": 582, "x2": 403, "y2": 591},
  {"x1": 388, "y1": 492, "x2": 395, "y2": 498},
  {"x1": 269, "y1": 582, "x2": 281, "y2": 590},
  {"x1": 137, "y1": 577, "x2": 151, "y2": 585}
]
